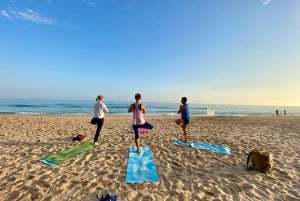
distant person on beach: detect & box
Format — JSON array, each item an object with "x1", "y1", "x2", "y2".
[
  {"x1": 93, "y1": 95, "x2": 109, "y2": 145},
  {"x1": 275, "y1": 109, "x2": 279, "y2": 116},
  {"x1": 175, "y1": 97, "x2": 190, "y2": 143},
  {"x1": 128, "y1": 93, "x2": 154, "y2": 154},
  {"x1": 283, "y1": 110, "x2": 286, "y2": 116}
]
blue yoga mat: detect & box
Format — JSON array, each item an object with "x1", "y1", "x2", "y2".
[
  {"x1": 125, "y1": 145, "x2": 159, "y2": 184},
  {"x1": 172, "y1": 139, "x2": 231, "y2": 154}
]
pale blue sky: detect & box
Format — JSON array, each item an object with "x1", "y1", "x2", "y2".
[{"x1": 0, "y1": 0, "x2": 299, "y2": 106}]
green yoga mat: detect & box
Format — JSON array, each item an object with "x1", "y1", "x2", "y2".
[{"x1": 40, "y1": 141, "x2": 106, "y2": 166}]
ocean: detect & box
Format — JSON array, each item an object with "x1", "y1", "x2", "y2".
[{"x1": 0, "y1": 98, "x2": 299, "y2": 116}]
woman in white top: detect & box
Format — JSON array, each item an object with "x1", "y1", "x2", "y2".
[
  {"x1": 93, "y1": 95, "x2": 109, "y2": 145},
  {"x1": 128, "y1": 93, "x2": 153, "y2": 154}
]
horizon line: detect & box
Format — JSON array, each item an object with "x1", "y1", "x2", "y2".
[{"x1": 0, "y1": 97, "x2": 299, "y2": 107}]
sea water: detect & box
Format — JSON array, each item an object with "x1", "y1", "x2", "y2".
[{"x1": 0, "y1": 98, "x2": 299, "y2": 116}]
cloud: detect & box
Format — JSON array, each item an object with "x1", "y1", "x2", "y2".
[
  {"x1": 87, "y1": 2, "x2": 95, "y2": 6},
  {"x1": 0, "y1": 10, "x2": 12, "y2": 19},
  {"x1": 0, "y1": 7, "x2": 56, "y2": 25},
  {"x1": 45, "y1": 0, "x2": 53, "y2": 4},
  {"x1": 263, "y1": 0, "x2": 271, "y2": 6}
]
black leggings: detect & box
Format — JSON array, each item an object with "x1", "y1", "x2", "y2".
[
  {"x1": 133, "y1": 122, "x2": 153, "y2": 139},
  {"x1": 94, "y1": 118, "x2": 104, "y2": 142}
]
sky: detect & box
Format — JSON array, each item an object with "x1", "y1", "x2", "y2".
[{"x1": 0, "y1": 0, "x2": 299, "y2": 106}]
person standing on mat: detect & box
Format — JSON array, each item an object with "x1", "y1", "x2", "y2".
[
  {"x1": 93, "y1": 95, "x2": 109, "y2": 145},
  {"x1": 128, "y1": 93, "x2": 154, "y2": 154},
  {"x1": 175, "y1": 97, "x2": 190, "y2": 143}
]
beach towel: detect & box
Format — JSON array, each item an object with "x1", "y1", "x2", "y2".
[
  {"x1": 128, "y1": 128, "x2": 149, "y2": 134},
  {"x1": 172, "y1": 139, "x2": 231, "y2": 154},
  {"x1": 138, "y1": 127, "x2": 149, "y2": 134},
  {"x1": 125, "y1": 145, "x2": 159, "y2": 183},
  {"x1": 40, "y1": 141, "x2": 106, "y2": 166}
]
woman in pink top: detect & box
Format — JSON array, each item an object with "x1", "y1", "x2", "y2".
[{"x1": 128, "y1": 93, "x2": 153, "y2": 154}]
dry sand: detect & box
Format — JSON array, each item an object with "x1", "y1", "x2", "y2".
[{"x1": 0, "y1": 114, "x2": 299, "y2": 201}]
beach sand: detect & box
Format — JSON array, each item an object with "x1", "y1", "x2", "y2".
[{"x1": 0, "y1": 114, "x2": 299, "y2": 201}]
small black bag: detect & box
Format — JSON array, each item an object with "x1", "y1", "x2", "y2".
[
  {"x1": 100, "y1": 194, "x2": 117, "y2": 201},
  {"x1": 91, "y1": 117, "x2": 98, "y2": 125}
]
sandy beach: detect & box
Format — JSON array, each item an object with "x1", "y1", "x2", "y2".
[{"x1": 0, "y1": 114, "x2": 299, "y2": 201}]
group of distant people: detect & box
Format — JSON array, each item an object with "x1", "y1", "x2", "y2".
[
  {"x1": 92, "y1": 93, "x2": 190, "y2": 153},
  {"x1": 275, "y1": 109, "x2": 286, "y2": 116}
]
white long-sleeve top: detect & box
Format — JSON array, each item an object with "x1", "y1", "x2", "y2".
[{"x1": 93, "y1": 102, "x2": 109, "y2": 119}]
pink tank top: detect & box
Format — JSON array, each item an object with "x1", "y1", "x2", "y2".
[{"x1": 133, "y1": 103, "x2": 145, "y2": 125}]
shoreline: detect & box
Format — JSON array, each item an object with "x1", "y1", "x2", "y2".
[
  {"x1": 0, "y1": 115, "x2": 299, "y2": 200},
  {"x1": 1, "y1": 113, "x2": 299, "y2": 117}
]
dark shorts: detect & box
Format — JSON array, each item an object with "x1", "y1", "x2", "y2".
[
  {"x1": 133, "y1": 122, "x2": 153, "y2": 139},
  {"x1": 183, "y1": 118, "x2": 190, "y2": 125}
]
